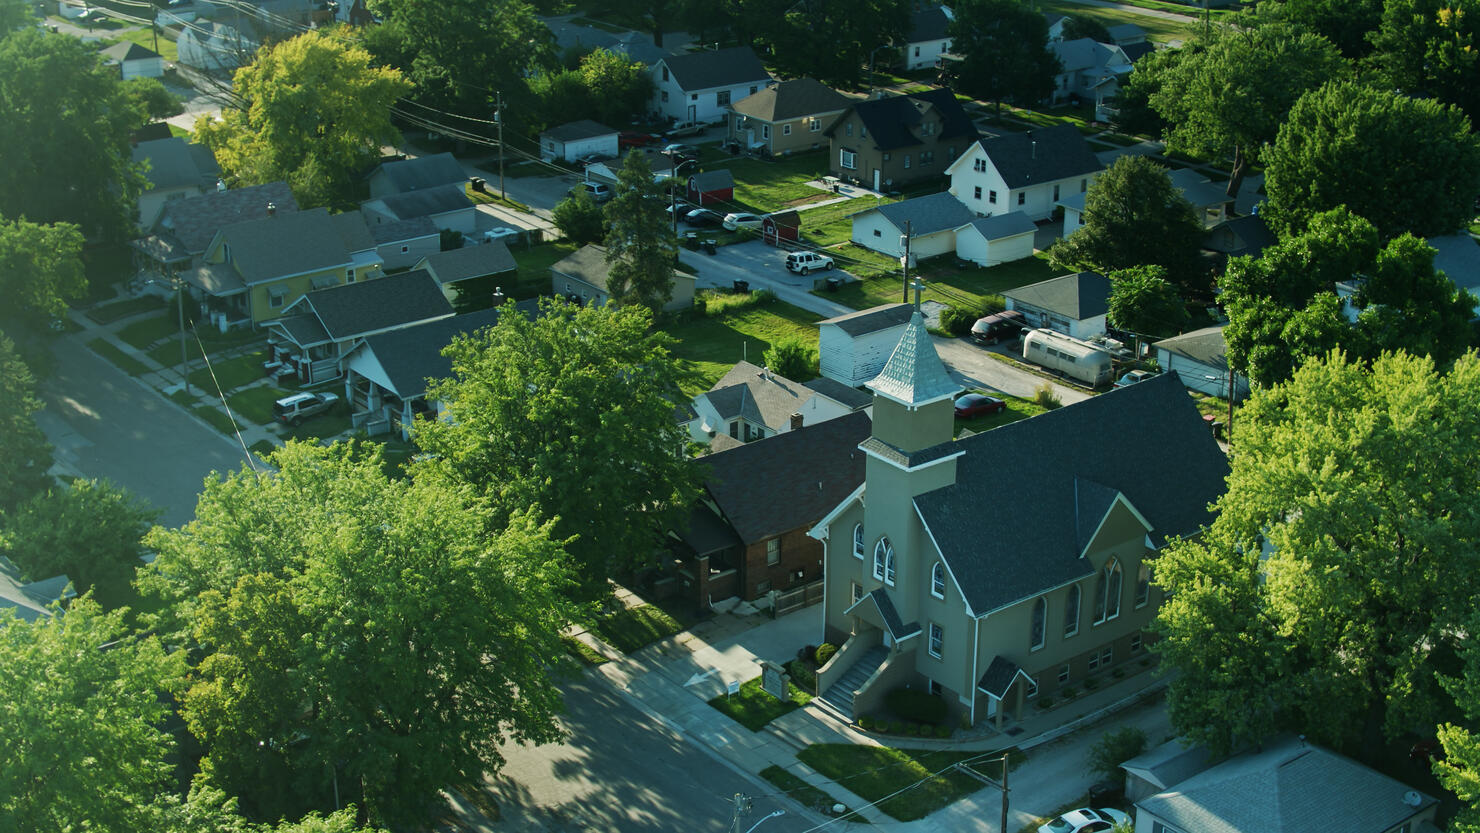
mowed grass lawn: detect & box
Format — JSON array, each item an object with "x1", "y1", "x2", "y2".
[
  {"x1": 664, "y1": 296, "x2": 823, "y2": 396},
  {"x1": 822, "y1": 249, "x2": 1059, "y2": 312},
  {"x1": 707, "y1": 675, "x2": 812, "y2": 731},
  {"x1": 709, "y1": 150, "x2": 831, "y2": 212},
  {"x1": 1037, "y1": 0, "x2": 1199, "y2": 42},
  {"x1": 953, "y1": 391, "x2": 1051, "y2": 437},
  {"x1": 796, "y1": 745, "x2": 991, "y2": 821}
]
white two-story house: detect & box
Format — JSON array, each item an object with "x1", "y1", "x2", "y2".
[
  {"x1": 650, "y1": 46, "x2": 772, "y2": 125},
  {"x1": 946, "y1": 123, "x2": 1104, "y2": 222}
]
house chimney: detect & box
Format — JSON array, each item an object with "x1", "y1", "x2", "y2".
[
  {"x1": 790, "y1": 412, "x2": 804, "y2": 430},
  {"x1": 491, "y1": 286, "x2": 506, "y2": 307},
  {"x1": 266, "y1": 202, "x2": 277, "y2": 216}
]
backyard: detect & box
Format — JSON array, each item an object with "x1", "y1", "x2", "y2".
[{"x1": 663, "y1": 293, "x2": 823, "y2": 395}]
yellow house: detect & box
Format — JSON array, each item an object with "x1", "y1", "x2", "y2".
[{"x1": 185, "y1": 207, "x2": 383, "y2": 326}]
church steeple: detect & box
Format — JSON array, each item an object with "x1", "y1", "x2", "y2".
[{"x1": 865, "y1": 281, "x2": 958, "y2": 454}]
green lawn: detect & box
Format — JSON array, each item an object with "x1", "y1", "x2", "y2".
[
  {"x1": 708, "y1": 151, "x2": 830, "y2": 212},
  {"x1": 225, "y1": 385, "x2": 291, "y2": 425},
  {"x1": 795, "y1": 745, "x2": 992, "y2": 822},
  {"x1": 187, "y1": 350, "x2": 267, "y2": 394},
  {"x1": 822, "y1": 252, "x2": 1058, "y2": 312},
  {"x1": 953, "y1": 392, "x2": 1050, "y2": 437},
  {"x1": 561, "y1": 635, "x2": 611, "y2": 666},
  {"x1": 759, "y1": 765, "x2": 867, "y2": 822},
  {"x1": 1038, "y1": 0, "x2": 1201, "y2": 43},
  {"x1": 191, "y1": 404, "x2": 238, "y2": 436},
  {"x1": 115, "y1": 314, "x2": 177, "y2": 350},
  {"x1": 87, "y1": 295, "x2": 166, "y2": 325},
  {"x1": 147, "y1": 326, "x2": 263, "y2": 369},
  {"x1": 707, "y1": 675, "x2": 813, "y2": 731},
  {"x1": 588, "y1": 604, "x2": 685, "y2": 654},
  {"x1": 107, "y1": 28, "x2": 179, "y2": 62},
  {"x1": 87, "y1": 338, "x2": 152, "y2": 376},
  {"x1": 277, "y1": 411, "x2": 353, "y2": 444},
  {"x1": 664, "y1": 297, "x2": 823, "y2": 396}
]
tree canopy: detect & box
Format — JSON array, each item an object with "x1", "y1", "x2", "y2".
[
  {"x1": 756, "y1": 0, "x2": 911, "y2": 87},
  {"x1": 531, "y1": 47, "x2": 653, "y2": 133},
  {"x1": 1150, "y1": 24, "x2": 1346, "y2": 199},
  {"x1": 1367, "y1": 0, "x2": 1480, "y2": 121},
  {"x1": 416, "y1": 299, "x2": 703, "y2": 602},
  {"x1": 0, "y1": 215, "x2": 86, "y2": 339},
  {"x1": 604, "y1": 150, "x2": 679, "y2": 314},
  {"x1": 0, "y1": 333, "x2": 53, "y2": 513},
  {"x1": 551, "y1": 187, "x2": 606, "y2": 245},
  {"x1": 946, "y1": 0, "x2": 1059, "y2": 114},
  {"x1": 1153, "y1": 349, "x2": 1480, "y2": 758},
  {"x1": 140, "y1": 441, "x2": 575, "y2": 828},
  {"x1": 1105, "y1": 265, "x2": 1189, "y2": 338},
  {"x1": 1, "y1": 479, "x2": 157, "y2": 608},
  {"x1": 1048, "y1": 155, "x2": 1206, "y2": 291},
  {"x1": 0, "y1": 29, "x2": 146, "y2": 240},
  {"x1": 1437, "y1": 624, "x2": 1480, "y2": 833},
  {"x1": 1264, "y1": 80, "x2": 1480, "y2": 239},
  {"x1": 195, "y1": 28, "x2": 409, "y2": 209},
  {"x1": 1250, "y1": 0, "x2": 1384, "y2": 58}
]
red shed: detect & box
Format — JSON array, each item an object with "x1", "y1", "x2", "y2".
[
  {"x1": 762, "y1": 210, "x2": 800, "y2": 246},
  {"x1": 687, "y1": 169, "x2": 735, "y2": 206}
]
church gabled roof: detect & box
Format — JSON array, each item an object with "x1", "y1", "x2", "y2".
[{"x1": 865, "y1": 304, "x2": 957, "y2": 407}]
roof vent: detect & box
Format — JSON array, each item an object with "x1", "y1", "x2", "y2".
[
  {"x1": 266, "y1": 202, "x2": 277, "y2": 216},
  {"x1": 1403, "y1": 791, "x2": 1424, "y2": 808}
]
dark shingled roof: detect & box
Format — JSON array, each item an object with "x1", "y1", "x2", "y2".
[
  {"x1": 1153, "y1": 325, "x2": 1230, "y2": 369},
  {"x1": 689, "y1": 169, "x2": 735, "y2": 193},
  {"x1": 155, "y1": 181, "x2": 298, "y2": 253},
  {"x1": 358, "y1": 303, "x2": 537, "y2": 397},
  {"x1": 730, "y1": 78, "x2": 850, "y2": 122},
  {"x1": 659, "y1": 46, "x2": 770, "y2": 92},
  {"x1": 908, "y1": 5, "x2": 952, "y2": 42},
  {"x1": 133, "y1": 138, "x2": 219, "y2": 191},
  {"x1": 818, "y1": 303, "x2": 912, "y2": 337},
  {"x1": 977, "y1": 656, "x2": 1028, "y2": 698},
  {"x1": 371, "y1": 153, "x2": 467, "y2": 193},
  {"x1": 215, "y1": 207, "x2": 350, "y2": 285},
  {"x1": 914, "y1": 373, "x2": 1228, "y2": 615},
  {"x1": 301, "y1": 270, "x2": 453, "y2": 340},
  {"x1": 677, "y1": 502, "x2": 744, "y2": 556},
  {"x1": 101, "y1": 41, "x2": 161, "y2": 62},
  {"x1": 965, "y1": 212, "x2": 1038, "y2": 240},
  {"x1": 832, "y1": 88, "x2": 977, "y2": 151},
  {"x1": 861, "y1": 192, "x2": 976, "y2": 237},
  {"x1": 803, "y1": 376, "x2": 872, "y2": 410},
  {"x1": 1203, "y1": 214, "x2": 1275, "y2": 259},
  {"x1": 977, "y1": 123, "x2": 1104, "y2": 188},
  {"x1": 846, "y1": 588, "x2": 919, "y2": 641},
  {"x1": 420, "y1": 242, "x2": 517, "y2": 285},
  {"x1": 367, "y1": 215, "x2": 439, "y2": 245},
  {"x1": 1002, "y1": 271, "x2": 1109, "y2": 320},
  {"x1": 542, "y1": 119, "x2": 616, "y2": 142},
  {"x1": 1122, "y1": 41, "x2": 1155, "y2": 63},
  {"x1": 859, "y1": 436, "x2": 961, "y2": 469},
  {"x1": 373, "y1": 183, "x2": 472, "y2": 220},
  {"x1": 702, "y1": 410, "x2": 871, "y2": 544}
]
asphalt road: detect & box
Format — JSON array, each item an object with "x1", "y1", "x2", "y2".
[
  {"x1": 36, "y1": 335, "x2": 253, "y2": 528},
  {"x1": 471, "y1": 676, "x2": 802, "y2": 833}
]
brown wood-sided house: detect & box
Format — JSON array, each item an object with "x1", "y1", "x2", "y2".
[{"x1": 825, "y1": 87, "x2": 978, "y2": 191}]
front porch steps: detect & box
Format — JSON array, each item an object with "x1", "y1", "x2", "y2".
[{"x1": 819, "y1": 646, "x2": 888, "y2": 721}]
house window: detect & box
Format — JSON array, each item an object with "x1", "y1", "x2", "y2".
[
  {"x1": 873, "y1": 229, "x2": 882, "y2": 237},
  {"x1": 903, "y1": 155, "x2": 911, "y2": 169},
  {"x1": 1053, "y1": 184, "x2": 1060, "y2": 201},
  {"x1": 691, "y1": 93, "x2": 698, "y2": 101},
  {"x1": 840, "y1": 149, "x2": 857, "y2": 170},
  {"x1": 931, "y1": 562, "x2": 945, "y2": 598},
  {"x1": 853, "y1": 523, "x2": 865, "y2": 559},
  {"x1": 1064, "y1": 584, "x2": 1080, "y2": 638},
  {"x1": 928, "y1": 622, "x2": 943, "y2": 658},
  {"x1": 973, "y1": 158, "x2": 986, "y2": 172},
  {"x1": 974, "y1": 186, "x2": 982, "y2": 200},
  {"x1": 661, "y1": 91, "x2": 670, "y2": 103},
  {"x1": 1058, "y1": 663, "x2": 1071, "y2": 684},
  {"x1": 662, "y1": 67, "x2": 669, "y2": 82},
  {"x1": 921, "y1": 121, "x2": 934, "y2": 136},
  {"x1": 882, "y1": 152, "x2": 891, "y2": 161},
  {"x1": 921, "y1": 151, "x2": 934, "y2": 166},
  {"x1": 761, "y1": 124, "x2": 770, "y2": 140},
  {"x1": 1130, "y1": 634, "x2": 1143, "y2": 652},
  {"x1": 268, "y1": 289, "x2": 286, "y2": 308},
  {"x1": 1088, "y1": 651, "x2": 1101, "y2": 671},
  {"x1": 845, "y1": 123, "x2": 853, "y2": 137},
  {"x1": 914, "y1": 45, "x2": 921, "y2": 56},
  {"x1": 809, "y1": 118, "x2": 821, "y2": 132},
  {"x1": 347, "y1": 268, "x2": 355, "y2": 282},
  {"x1": 782, "y1": 124, "x2": 791, "y2": 136},
  {"x1": 988, "y1": 190, "x2": 997, "y2": 204},
  {"x1": 1025, "y1": 676, "x2": 1038, "y2": 698},
  {"x1": 861, "y1": 126, "x2": 867, "y2": 138},
  {"x1": 1100, "y1": 646, "x2": 1114, "y2": 667},
  {"x1": 873, "y1": 537, "x2": 895, "y2": 585},
  {"x1": 929, "y1": 679, "x2": 942, "y2": 696},
  {"x1": 1135, "y1": 563, "x2": 1151, "y2": 608},
  {"x1": 1030, "y1": 597, "x2": 1046, "y2": 651},
  {"x1": 757, "y1": 579, "x2": 771, "y2": 594},
  {"x1": 1081, "y1": 178, "x2": 1088, "y2": 192},
  {"x1": 750, "y1": 85, "x2": 758, "y2": 94},
  {"x1": 1095, "y1": 559, "x2": 1123, "y2": 624},
  {"x1": 400, "y1": 245, "x2": 409, "y2": 253},
  {"x1": 717, "y1": 90, "x2": 731, "y2": 107},
  {"x1": 766, "y1": 537, "x2": 780, "y2": 565},
  {"x1": 851, "y1": 581, "x2": 863, "y2": 604},
  {"x1": 729, "y1": 421, "x2": 739, "y2": 438},
  {"x1": 1017, "y1": 192, "x2": 1026, "y2": 206}
]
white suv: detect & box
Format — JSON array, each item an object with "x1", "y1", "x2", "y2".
[{"x1": 784, "y1": 251, "x2": 835, "y2": 275}]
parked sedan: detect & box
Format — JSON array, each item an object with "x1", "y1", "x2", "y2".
[
  {"x1": 619, "y1": 131, "x2": 661, "y2": 149},
  {"x1": 1041, "y1": 808, "x2": 1132, "y2": 833},
  {"x1": 953, "y1": 393, "x2": 1006, "y2": 418},
  {"x1": 722, "y1": 212, "x2": 764, "y2": 231},
  {"x1": 684, "y1": 208, "x2": 724, "y2": 226}
]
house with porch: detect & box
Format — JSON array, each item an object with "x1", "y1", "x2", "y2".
[
  {"x1": 132, "y1": 181, "x2": 298, "y2": 276},
  {"x1": 673, "y1": 411, "x2": 871, "y2": 606},
  {"x1": 826, "y1": 88, "x2": 978, "y2": 190},
  {"x1": 727, "y1": 78, "x2": 850, "y2": 156},
  {"x1": 807, "y1": 298, "x2": 1227, "y2": 728},
  {"x1": 946, "y1": 123, "x2": 1105, "y2": 223},
  {"x1": 649, "y1": 46, "x2": 772, "y2": 125},
  {"x1": 1001, "y1": 270, "x2": 1110, "y2": 340},
  {"x1": 265, "y1": 269, "x2": 453, "y2": 385},
  {"x1": 687, "y1": 360, "x2": 868, "y2": 447}
]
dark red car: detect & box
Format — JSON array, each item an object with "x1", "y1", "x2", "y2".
[
  {"x1": 619, "y1": 131, "x2": 662, "y2": 149},
  {"x1": 954, "y1": 393, "x2": 1006, "y2": 418}
]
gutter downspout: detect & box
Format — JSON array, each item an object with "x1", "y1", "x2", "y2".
[{"x1": 970, "y1": 614, "x2": 981, "y2": 726}]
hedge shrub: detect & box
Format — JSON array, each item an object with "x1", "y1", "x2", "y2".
[
  {"x1": 815, "y1": 643, "x2": 839, "y2": 667},
  {"x1": 885, "y1": 687, "x2": 948, "y2": 725}
]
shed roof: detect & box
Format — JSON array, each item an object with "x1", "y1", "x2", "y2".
[
  {"x1": 551, "y1": 244, "x2": 614, "y2": 292},
  {"x1": 1153, "y1": 325, "x2": 1228, "y2": 369},
  {"x1": 1002, "y1": 270, "x2": 1109, "y2": 320},
  {"x1": 419, "y1": 242, "x2": 517, "y2": 285},
  {"x1": 857, "y1": 192, "x2": 976, "y2": 237},
  {"x1": 975, "y1": 123, "x2": 1105, "y2": 188},
  {"x1": 101, "y1": 40, "x2": 161, "y2": 62},
  {"x1": 964, "y1": 212, "x2": 1038, "y2": 241},
  {"x1": 689, "y1": 169, "x2": 735, "y2": 192}
]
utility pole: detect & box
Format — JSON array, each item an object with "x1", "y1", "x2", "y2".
[
  {"x1": 728, "y1": 792, "x2": 750, "y2": 833},
  {"x1": 175, "y1": 273, "x2": 189, "y2": 395},
  {"x1": 495, "y1": 90, "x2": 505, "y2": 200},
  {"x1": 900, "y1": 220, "x2": 912, "y2": 304},
  {"x1": 955, "y1": 753, "x2": 1012, "y2": 833}
]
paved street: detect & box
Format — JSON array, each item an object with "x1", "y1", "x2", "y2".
[{"x1": 36, "y1": 334, "x2": 252, "y2": 528}]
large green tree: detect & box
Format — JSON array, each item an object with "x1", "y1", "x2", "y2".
[
  {"x1": 1105, "y1": 265, "x2": 1189, "y2": 338},
  {"x1": 1153, "y1": 349, "x2": 1480, "y2": 758},
  {"x1": 0, "y1": 29, "x2": 146, "y2": 240},
  {"x1": 1263, "y1": 80, "x2": 1480, "y2": 239},
  {"x1": 1368, "y1": 0, "x2": 1480, "y2": 121},
  {"x1": 1048, "y1": 155, "x2": 1206, "y2": 291},
  {"x1": 551, "y1": 188, "x2": 606, "y2": 245},
  {"x1": 946, "y1": 0, "x2": 1059, "y2": 114},
  {"x1": 604, "y1": 150, "x2": 679, "y2": 314},
  {"x1": 140, "y1": 441, "x2": 575, "y2": 828},
  {"x1": 0, "y1": 333, "x2": 53, "y2": 513},
  {"x1": 0, "y1": 598, "x2": 187, "y2": 833},
  {"x1": 1437, "y1": 624, "x2": 1480, "y2": 833},
  {"x1": 1, "y1": 479, "x2": 157, "y2": 608},
  {"x1": 1150, "y1": 24, "x2": 1345, "y2": 199},
  {"x1": 1250, "y1": 0, "x2": 1384, "y2": 58},
  {"x1": 195, "y1": 28, "x2": 409, "y2": 209},
  {"x1": 759, "y1": 0, "x2": 911, "y2": 87},
  {"x1": 1112, "y1": 44, "x2": 1184, "y2": 137},
  {"x1": 531, "y1": 47, "x2": 654, "y2": 132},
  {"x1": 417, "y1": 299, "x2": 703, "y2": 602},
  {"x1": 0, "y1": 215, "x2": 85, "y2": 339}
]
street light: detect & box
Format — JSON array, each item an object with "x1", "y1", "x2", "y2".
[{"x1": 743, "y1": 810, "x2": 784, "y2": 833}]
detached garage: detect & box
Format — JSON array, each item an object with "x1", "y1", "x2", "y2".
[
  {"x1": 817, "y1": 303, "x2": 913, "y2": 387},
  {"x1": 955, "y1": 213, "x2": 1037, "y2": 267},
  {"x1": 849, "y1": 192, "x2": 974, "y2": 260},
  {"x1": 539, "y1": 120, "x2": 619, "y2": 163},
  {"x1": 100, "y1": 41, "x2": 165, "y2": 79},
  {"x1": 1153, "y1": 326, "x2": 1249, "y2": 400}
]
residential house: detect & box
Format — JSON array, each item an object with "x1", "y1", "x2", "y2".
[
  {"x1": 817, "y1": 303, "x2": 913, "y2": 387},
  {"x1": 826, "y1": 88, "x2": 978, "y2": 190},
  {"x1": 367, "y1": 152, "x2": 468, "y2": 199},
  {"x1": 686, "y1": 170, "x2": 734, "y2": 206},
  {"x1": 946, "y1": 123, "x2": 1104, "y2": 222},
  {"x1": 584, "y1": 152, "x2": 678, "y2": 187},
  {"x1": 414, "y1": 241, "x2": 518, "y2": 312},
  {"x1": 727, "y1": 78, "x2": 851, "y2": 155},
  {"x1": 649, "y1": 46, "x2": 772, "y2": 125},
  {"x1": 1429, "y1": 233, "x2": 1480, "y2": 316},
  {"x1": 1153, "y1": 326, "x2": 1249, "y2": 401},
  {"x1": 1125, "y1": 737, "x2": 1438, "y2": 833},
  {"x1": 1168, "y1": 168, "x2": 1232, "y2": 227},
  {"x1": 0, "y1": 556, "x2": 73, "y2": 623},
  {"x1": 902, "y1": 5, "x2": 954, "y2": 70},
  {"x1": 1002, "y1": 270, "x2": 1110, "y2": 339},
  {"x1": 687, "y1": 360, "x2": 868, "y2": 446},
  {"x1": 1202, "y1": 214, "x2": 1275, "y2": 268},
  {"x1": 100, "y1": 41, "x2": 164, "y2": 79},
  {"x1": 367, "y1": 216, "x2": 441, "y2": 272},
  {"x1": 344, "y1": 303, "x2": 537, "y2": 438},
  {"x1": 545, "y1": 17, "x2": 669, "y2": 66},
  {"x1": 1044, "y1": 13, "x2": 1067, "y2": 41},
  {"x1": 133, "y1": 181, "x2": 299, "y2": 275},
  {"x1": 1048, "y1": 38, "x2": 1133, "y2": 106},
  {"x1": 132, "y1": 137, "x2": 221, "y2": 229},
  {"x1": 539, "y1": 120, "x2": 619, "y2": 163},
  {"x1": 1106, "y1": 23, "x2": 1147, "y2": 46},
  {"x1": 176, "y1": 20, "x2": 260, "y2": 72},
  {"x1": 673, "y1": 411, "x2": 871, "y2": 606},
  {"x1": 808, "y1": 304, "x2": 1229, "y2": 727},
  {"x1": 954, "y1": 213, "x2": 1038, "y2": 267},
  {"x1": 360, "y1": 183, "x2": 476, "y2": 235},
  {"x1": 850, "y1": 192, "x2": 976, "y2": 259},
  {"x1": 183, "y1": 207, "x2": 383, "y2": 326},
  {"x1": 550, "y1": 244, "x2": 695, "y2": 312},
  {"x1": 265, "y1": 269, "x2": 453, "y2": 384}
]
